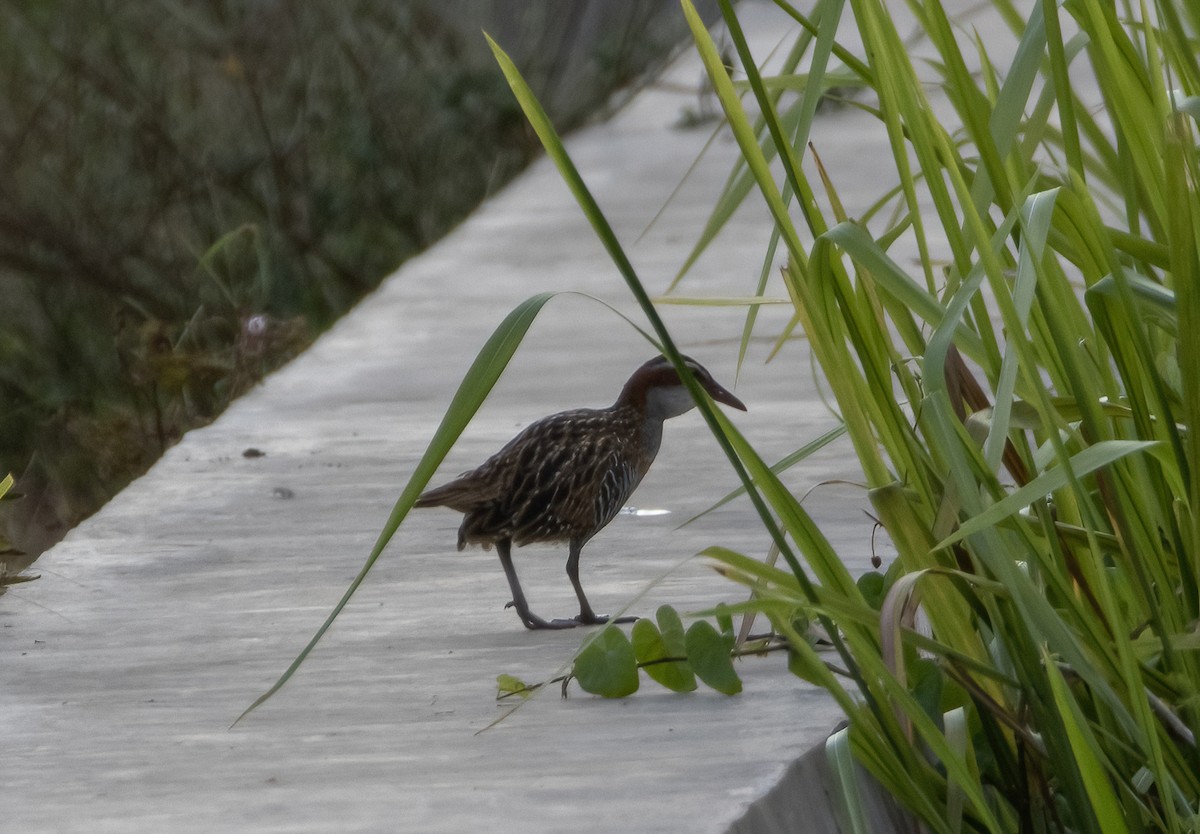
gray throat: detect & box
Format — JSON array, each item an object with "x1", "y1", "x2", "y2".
[
  {"x1": 644, "y1": 385, "x2": 696, "y2": 422},
  {"x1": 639, "y1": 385, "x2": 696, "y2": 460}
]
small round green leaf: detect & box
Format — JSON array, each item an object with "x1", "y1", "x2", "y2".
[
  {"x1": 496, "y1": 674, "x2": 532, "y2": 699},
  {"x1": 909, "y1": 657, "x2": 944, "y2": 723},
  {"x1": 631, "y1": 619, "x2": 697, "y2": 693},
  {"x1": 685, "y1": 620, "x2": 742, "y2": 695},
  {"x1": 857, "y1": 571, "x2": 886, "y2": 609},
  {"x1": 573, "y1": 625, "x2": 639, "y2": 698},
  {"x1": 656, "y1": 605, "x2": 688, "y2": 656},
  {"x1": 787, "y1": 645, "x2": 826, "y2": 686}
]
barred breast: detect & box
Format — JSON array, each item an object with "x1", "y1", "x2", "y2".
[{"x1": 416, "y1": 405, "x2": 656, "y2": 549}]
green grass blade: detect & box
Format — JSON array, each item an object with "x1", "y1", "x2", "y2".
[
  {"x1": 1044, "y1": 649, "x2": 1133, "y2": 834},
  {"x1": 489, "y1": 28, "x2": 813, "y2": 605},
  {"x1": 681, "y1": 422, "x2": 847, "y2": 524},
  {"x1": 233, "y1": 292, "x2": 557, "y2": 725},
  {"x1": 826, "y1": 728, "x2": 872, "y2": 834},
  {"x1": 982, "y1": 188, "x2": 1058, "y2": 472},
  {"x1": 937, "y1": 440, "x2": 1161, "y2": 550}
]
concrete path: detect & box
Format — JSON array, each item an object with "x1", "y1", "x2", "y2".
[{"x1": 2, "y1": 2, "x2": 1004, "y2": 830}]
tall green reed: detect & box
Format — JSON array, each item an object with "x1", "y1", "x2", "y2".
[
  {"x1": 496, "y1": 0, "x2": 1200, "y2": 829},
  {"x1": 662, "y1": 0, "x2": 1200, "y2": 829},
  {"x1": 246, "y1": 0, "x2": 1200, "y2": 828}
]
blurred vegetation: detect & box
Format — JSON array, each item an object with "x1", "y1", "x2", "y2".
[
  {"x1": 479, "y1": 1, "x2": 1200, "y2": 830},
  {"x1": 238, "y1": 1, "x2": 1200, "y2": 827},
  {"x1": 0, "y1": 0, "x2": 699, "y2": 563}
]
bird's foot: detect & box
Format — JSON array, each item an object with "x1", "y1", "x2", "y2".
[
  {"x1": 506, "y1": 602, "x2": 582, "y2": 630},
  {"x1": 574, "y1": 612, "x2": 638, "y2": 626},
  {"x1": 532, "y1": 614, "x2": 638, "y2": 629},
  {"x1": 506, "y1": 602, "x2": 637, "y2": 629},
  {"x1": 530, "y1": 617, "x2": 583, "y2": 630}
]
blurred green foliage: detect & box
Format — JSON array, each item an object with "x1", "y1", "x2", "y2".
[{"x1": 0, "y1": 0, "x2": 695, "y2": 558}]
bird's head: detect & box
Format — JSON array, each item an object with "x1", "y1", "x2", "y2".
[{"x1": 618, "y1": 354, "x2": 747, "y2": 420}]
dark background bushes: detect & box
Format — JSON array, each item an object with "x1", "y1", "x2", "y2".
[{"x1": 0, "y1": 0, "x2": 708, "y2": 563}]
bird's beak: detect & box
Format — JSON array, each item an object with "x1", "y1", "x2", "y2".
[{"x1": 706, "y1": 382, "x2": 747, "y2": 411}]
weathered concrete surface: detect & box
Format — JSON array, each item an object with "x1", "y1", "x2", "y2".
[
  {"x1": 728, "y1": 737, "x2": 922, "y2": 834},
  {"x1": 2, "y1": 1, "x2": 1009, "y2": 830}
]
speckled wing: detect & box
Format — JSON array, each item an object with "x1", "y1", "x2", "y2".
[
  {"x1": 507, "y1": 409, "x2": 644, "y2": 546},
  {"x1": 444, "y1": 407, "x2": 645, "y2": 547}
]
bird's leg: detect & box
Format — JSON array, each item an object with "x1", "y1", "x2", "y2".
[
  {"x1": 565, "y1": 538, "x2": 637, "y2": 626},
  {"x1": 496, "y1": 539, "x2": 576, "y2": 630}
]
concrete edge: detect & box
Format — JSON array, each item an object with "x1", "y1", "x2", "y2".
[{"x1": 725, "y1": 728, "x2": 924, "y2": 834}]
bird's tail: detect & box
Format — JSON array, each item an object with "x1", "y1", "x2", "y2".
[{"x1": 414, "y1": 479, "x2": 479, "y2": 512}]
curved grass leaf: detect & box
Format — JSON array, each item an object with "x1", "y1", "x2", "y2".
[
  {"x1": 1043, "y1": 649, "x2": 1132, "y2": 834},
  {"x1": 825, "y1": 728, "x2": 871, "y2": 834},
  {"x1": 936, "y1": 440, "x2": 1161, "y2": 550},
  {"x1": 489, "y1": 1, "x2": 1200, "y2": 826},
  {"x1": 682, "y1": 424, "x2": 847, "y2": 525},
  {"x1": 489, "y1": 26, "x2": 856, "y2": 672},
  {"x1": 669, "y1": 0, "x2": 828, "y2": 291},
  {"x1": 233, "y1": 292, "x2": 557, "y2": 725}
]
